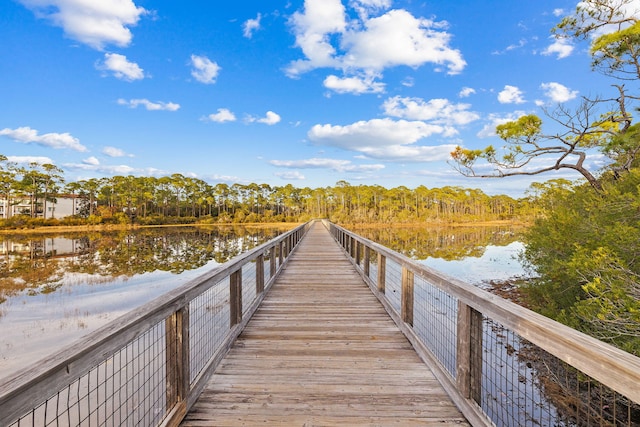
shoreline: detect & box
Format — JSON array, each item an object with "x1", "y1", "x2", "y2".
[{"x1": 0, "y1": 219, "x2": 526, "y2": 235}]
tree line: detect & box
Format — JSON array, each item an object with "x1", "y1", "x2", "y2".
[{"x1": 0, "y1": 156, "x2": 529, "y2": 226}]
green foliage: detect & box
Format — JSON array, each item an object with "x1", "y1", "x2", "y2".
[
  {"x1": 496, "y1": 115, "x2": 542, "y2": 140},
  {"x1": 522, "y1": 170, "x2": 640, "y2": 354}
]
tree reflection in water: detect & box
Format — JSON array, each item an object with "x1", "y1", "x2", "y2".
[
  {"x1": 0, "y1": 225, "x2": 288, "y2": 378},
  {"x1": 351, "y1": 224, "x2": 528, "y2": 286},
  {"x1": 0, "y1": 226, "x2": 284, "y2": 303}
]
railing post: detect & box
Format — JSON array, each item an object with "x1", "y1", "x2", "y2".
[
  {"x1": 457, "y1": 302, "x2": 483, "y2": 404},
  {"x1": 230, "y1": 269, "x2": 242, "y2": 326},
  {"x1": 363, "y1": 246, "x2": 370, "y2": 277},
  {"x1": 350, "y1": 236, "x2": 355, "y2": 259},
  {"x1": 269, "y1": 246, "x2": 276, "y2": 278},
  {"x1": 355, "y1": 241, "x2": 361, "y2": 266},
  {"x1": 377, "y1": 253, "x2": 386, "y2": 294},
  {"x1": 401, "y1": 266, "x2": 414, "y2": 326},
  {"x1": 285, "y1": 235, "x2": 290, "y2": 258},
  {"x1": 278, "y1": 241, "x2": 284, "y2": 266},
  {"x1": 256, "y1": 254, "x2": 264, "y2": 294},
  {"x1": 165, "y1": 306, "x2": 189, "y2": 422}
]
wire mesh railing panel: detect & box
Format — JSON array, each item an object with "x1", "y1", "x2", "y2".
[
  {"x1": 413, "y1": 275, "x2": 458, "y2": 377},
  {"x1": 9, "y1": 321, "x2": 168, "y2": 427},
  {"x1": 368, "y1": 251, "x2": 379, "y2": 289},
  {"x1": 355, "y1": 242, "x2": 364, "y2": 270},
  {"x1": 383, "y1": 258, "x2": 402, "y2": 313},
  {"x1": 479, "y1": 318, "x2": 640, "y2": 426},
  {"x1": 189, "y1": 277, "x2": 230, "y2": 382},
  {"x1": 262, "y1": 251, "x2": 271, "y2": 290},
  {"x1": 242, "y1": 262, "x2": 257, "y2": 317},
  {"x1": 480, "y1": 317, "x2": 556, "y2": 427}
]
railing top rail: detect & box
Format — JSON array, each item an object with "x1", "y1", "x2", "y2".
[
  {"x1": 330, "y1": 222, "x2": 640, "y2": 404},
  {"x1": 0, "y1": 222, "x2": 309, "y2": 415}
]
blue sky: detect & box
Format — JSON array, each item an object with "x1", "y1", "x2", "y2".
[{"x1": 0, "y1": 0, "x2": 626, "y2": 197}]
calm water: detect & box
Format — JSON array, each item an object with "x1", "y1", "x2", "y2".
[
  {"x1": 0, "y1": 224, "x2": 527, "y2": 381},
  {"x1": 0, "y1": 225, "x2": 287, "y2": 380},
  {"x1": 352, "y1": 224, "x2": 527, "y2": 286}
]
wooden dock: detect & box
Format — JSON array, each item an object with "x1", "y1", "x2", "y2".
[{"x1": 181, "y1": 222, "x2": 469, "y2": 426}]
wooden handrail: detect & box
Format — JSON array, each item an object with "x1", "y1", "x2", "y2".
[
  {"x1": 0, "y1": 222, "x2": 311, "y2": 427},
  {"x1": 326, "y1": 221, "x2": 640, "y2": 422}
]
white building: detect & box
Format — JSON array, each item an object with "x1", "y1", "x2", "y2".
[{"x1": 0, "y1": 195, "x2": 84, "y2": 219}]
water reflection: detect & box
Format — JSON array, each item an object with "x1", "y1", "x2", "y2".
[
  {"x1": 352, "y1": 224, "x2": 527, "y2": 285},
  {"x1": 0, "y1": 225, "x2": 287, "y2": 379},
  {"x1": 0, "y1": 226, "x2": 282, "y2": 303}
]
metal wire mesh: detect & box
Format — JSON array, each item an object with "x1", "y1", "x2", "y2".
[
  {"x1": 189, "y1": 277, "x2": 230, "y2": 382},
  {"x1": 241, "y1": 262, "x2": 257, "y2": 317},
  {"x1": 10, "y1": 322, "x2": 168, "y2": 427},
  {"x1": 480, "y1": 318, "x2": 640, "y2": 426},
  {"x1": 367, "y1": 251, "x2": 379, "y2": 288},
  {"x1": 262, "y1": 251, "x2": 272, "y2": 290},
  {"x1": 383, "y1": 258, "x2": 402, "y2": 313},
  {"x1": 413, "y1": 274, "x2": 458, "y2": 376}
]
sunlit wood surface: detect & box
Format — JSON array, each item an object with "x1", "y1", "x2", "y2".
[{"x1": 181, "y1": 222, "x2": 468, "y2": 426}]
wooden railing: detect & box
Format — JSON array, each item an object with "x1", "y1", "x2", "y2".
[
  {"x1": 326, "y1": 221, "x2": 640, "y2": 426},
  {"x1": 0, "y1": 222, "x2": 311, "y2": 427}
]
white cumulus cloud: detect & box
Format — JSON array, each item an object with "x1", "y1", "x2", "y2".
[
  {"x1": 542, "y1": 37, "x2": 574, "y2": 59},
  {"x1": 382, "y1": 96, "x2": 479, "y2": 126},
  {"x1": 540, "y1": 82, "x2": 578, "y2": 103},
  {"x1": 341, "y1": 10, "x2": 465, "y2": 74},
  {"x1": 7, "y1": 155, "x2": 54, "y2": 165},
  {"x1": 459, "y1": 87, "x2": 476, "y2": 98},
  {"x1": 64, "y1": 161, "x2": 136, "y2": 175},
  {"x1": 323, "y1": 74, "x2": 385, "y2": 94},
  {"x1": 206, "y1": 108, "x2": 237, "y2": 123},
  {"x1": 248, "y1": 111, "x2": 281, "y2": 125},
  {"x1": 102, "y1": 146, "x2": 131, "y2": 157},
  {"x1": 286, "y1": 0, "x2": 465, "y2": 83},
  {"x1": 308, "y1": 118, "x2": 457, "y2": 162},
  {"x1": 83, "y1": 156, "x2": 100, "y2": 165},
  {"x1": 98, "y1": 53, "x2": 144, "y2": 81},
  {"x1": 117, "y1": 98, "x2": 180, "y2": 111},
  {"x1": 190, "y1": 54, "x2": 221, "y2": 84},
  {"x1": 269, "y1": 158, "x2": 385, "y2": 172},
  {"x1": 0, "y1": 126, "x2": 87, "y2": 152},
  {"x1": 243, "y1": 13, "x2": 262, "y2": 38},
  {"x1": 18, "y1": 0, "x2": 147, "y2": 50},
  {"x1": 275, "y1": 171, "x2": 306, "y2": 180},
  {"x1": 498, "y1": 85, "x2": 526, "y2": 104}
]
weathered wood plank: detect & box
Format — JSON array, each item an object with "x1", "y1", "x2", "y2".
[{"x1": 181, "y1": 222, "x2": 468, "y2": 426}]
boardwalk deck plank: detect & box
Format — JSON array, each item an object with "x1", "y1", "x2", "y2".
[{"x1": 181, "y1": 222, "x2": 469, "y2": 426}]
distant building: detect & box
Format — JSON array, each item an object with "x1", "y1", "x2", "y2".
[{"x1": 0, "y1": 194, "x2": 85, "y2": 219}]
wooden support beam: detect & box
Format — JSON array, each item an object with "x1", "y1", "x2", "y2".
[
  {"x1": 269, "y1": 246, "x2": 276, "y2": 278},
  {"x1": 363, "y1": 246, "x2": 370, "y2": 278},
  {"x1": 230, "y1": 269, "x2": 243, "y2": 326},
  {"x1": 456, "y1": 302, "x2": 483, "y2": 404},
  {"x1": 401, "y1": 266, "x2": 414, "y2": 326},
  {"x1": 165, "y1": 306, "x2": 190, "y2": 426},
  {"x1": 377, "y1": 253, "x2": 386, "y2": 294},
  {"x1": 256, "y1": 254, "x2": 264, "y2": 294}
]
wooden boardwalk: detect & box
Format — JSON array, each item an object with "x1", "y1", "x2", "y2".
[{"x1": 181, "y1": 222, "x2": 469, "y2": 426}]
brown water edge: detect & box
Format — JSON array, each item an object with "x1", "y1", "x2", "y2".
[
  {"x1": 345, "y1": 219, "x2": 529, "y2": 229},
  {"x1": 0, "y1": 219, "x2": 526, "y2": 236}
]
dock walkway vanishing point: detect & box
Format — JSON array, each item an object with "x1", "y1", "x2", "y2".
[{"x1": 181, "y1": 222, "x2": 469, "y2": 426}]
